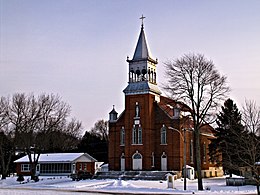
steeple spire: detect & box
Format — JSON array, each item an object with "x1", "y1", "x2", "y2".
[{"x1": 130, "y1": 15, "x2": 156, "y2": 62}]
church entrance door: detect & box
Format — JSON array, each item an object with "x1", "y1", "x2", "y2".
[
  {"x1": 161, "y1": 153, "x2": 167, "y2": 171},
  {"x1": 132, "y1": 152, "x2": 142, "y2": 170},
  {"x1": 121, "y1": 155, "x2": 125, "y2": 171}
]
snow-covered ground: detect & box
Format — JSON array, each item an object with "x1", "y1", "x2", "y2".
[{"x1": 0, "y1": 175, "x2": 257, "y2": 195}]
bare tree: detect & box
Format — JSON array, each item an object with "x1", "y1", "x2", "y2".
[
  {"x1": 240, "y1": 100, "x2": 260, "y2": 195},
  {"x1": 0, "y1": 96, "x2": 12, "y2": 179},
  {"x1": 90, "y1": 119, "x2": 109, "y2": 142},
  {"x1": 243, "y1": 100, "x2": 260, "y2": 136},
  {"x1": 164, "y1": 53, "x2": 230, "y2": 190},
  {"x1": 0, "y1": 93, "x2": 82, "y2": 180}
]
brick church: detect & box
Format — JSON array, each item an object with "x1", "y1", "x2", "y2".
[{"x1": 108, "y1": 19, "x2": 223, "y2": 178}]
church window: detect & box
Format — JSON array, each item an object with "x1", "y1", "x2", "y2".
[
  {"x1": 151, "y1": 152, "x2": 155, "y2": 167},
  {"x1": 190, "y1": 140, "x2": 194, "y2": 163},
  {"x1": 135, "y1": 102, "x2": 140, "y2": 117},
  {"x1": 203, "y1": 142, "x2": 206, "y2": 163},
  {"x1": 132, "y1": 125, "x2": 137, "y2": 144},
  {"x1": 138, "y1": 125, "x2": 142, "y2": 144},
  {"x1": 161, "y1": 125, "x2": 167, "y2": 144},
  {"x1": 120, "y1": 126, "x2": 125, "y2": 145},
  {"x1": 133, "y1": 152, "x2": 142, "y2": 159},
  {"x1": 173, "y1": 108, "x2": 180, "y2": 119}
]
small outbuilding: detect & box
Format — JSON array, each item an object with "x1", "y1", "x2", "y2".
[
  {"x1": 184, "y1": 165, "x2": 195, "y2": 180},
  {"x1": 14, "y1": 153, "x2": 97, "y2": 176}
]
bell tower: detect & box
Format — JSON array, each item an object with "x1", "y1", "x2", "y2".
[{"x1": 123, "y1": 15, "x2": 161, "y2": 97}]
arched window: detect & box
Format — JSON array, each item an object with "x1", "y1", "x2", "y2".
[
  {"x1": 135, "y1": 102, "x2": 140, "y2": 118},
  {"x1": 190, "y1": 140, "x2": 194, "y2": 163},
  {"x1": 133, "y1": 153, "x2": 142, "y2": 159},
  {"x1": 161, "y1": 125, "x2": 167, "y2": 144},
  {"x1": 138, "y1": 125, "x2": 142, "y2": 144},
  {"x1": 203, "y1": 142, "x2": 206, "y2": 163},
  {"x1": 132, "y1": 125, "x2": 137, "y2": 144},
  {"x1": 120, "y1": 126, "x2": 125, "y2": 145}
]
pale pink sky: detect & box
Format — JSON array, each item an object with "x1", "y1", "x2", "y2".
[{"x1": 1, "y1": 0, "x2": 260, "y2": 131}]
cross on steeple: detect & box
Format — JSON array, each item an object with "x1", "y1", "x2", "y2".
[{"x1": 140, "y1": 14, "x2": 146, "y2": 28}]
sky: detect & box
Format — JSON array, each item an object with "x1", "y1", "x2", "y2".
[{"x1": 1, "y1": 0, "x2": 260, "y2": 132}]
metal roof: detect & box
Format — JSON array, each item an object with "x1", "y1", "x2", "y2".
[{"x1": 132, "y1": 26, "x2": 153, "y2": 61}]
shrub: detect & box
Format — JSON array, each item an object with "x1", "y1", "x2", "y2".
[{"x1": 17, "y1": 174, "x2": 24, "y2": 183}]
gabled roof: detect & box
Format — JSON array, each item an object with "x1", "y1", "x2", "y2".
[
  {"x1": 158, "y1": 96, "x2": 191, "y2": 118},
  {"x1": 14, "y1": 153, "x2": 97, "y2": 163}
]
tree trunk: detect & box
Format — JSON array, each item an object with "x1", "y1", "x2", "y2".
[
  {"x1": 30, "y1": 164, "x2": 36, "y2": 180},
  {"x1": 0, "y1": 147, "x2": 12, "y2": 180},
  {"x1": 195, "y1": 129, "x2": 203, "y2": 190},
  {"x1": 256, "y1": 179, "x2": 260, "y2": 195},
  {"x1": 1, "y1": 172, "x2": 7, "y2": 180}
]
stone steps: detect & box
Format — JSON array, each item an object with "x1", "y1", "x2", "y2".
[{"x1": 93, "y1": 171, "x2": 176, "y2": 180}]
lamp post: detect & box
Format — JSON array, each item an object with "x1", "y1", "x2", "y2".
[{"x1": 168, "y1": 127, "x2": 187, "y2": 191}]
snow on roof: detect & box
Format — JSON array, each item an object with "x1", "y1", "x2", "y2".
[{"x1": 14, "y1": 153, "x2": 97, "y2": 163}]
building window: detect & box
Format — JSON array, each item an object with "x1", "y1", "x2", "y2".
[
  {"x1": 132, "y1": 125, "x2": 137, "y2": 144},
  {"x1": 132, "y1": 125, "x2": 142, "y2": 144},
  {"x1": 135, "y1": 102, "x2": 140, "y2": 118},
  {"x1": 84, "y1": 163, "x2": 87, "y2": 171},
  {"x1": 21, "y1": 164, "x2": 30, "y2": 172},
  {"x1": 151, "y1": 152, "x2": 154, "y2": 168},
  {"x1": 203, "y1": 142, "x2": 206, "y2": 163},
  {"x1": 40, "y1": 163, "x2": 71, "y2": 174},
  {"x1": 161, "y1": 125, "x2": 167, "y2": 144},
  {"x1": 120, "y1": 126, "x2": 125, "y2": 145},
  {"x1": 133, "y1": 152, "x2": 142, "y2": 159},
  {"x1": 138, "y1": 125, "x2": 142, "y2": 144},
  {"x1": 190, "y1": 140, "x2": 194, "y2": 163},
  {"x1": 173, "y1": 107, "x2": 180, "y2": 119}
]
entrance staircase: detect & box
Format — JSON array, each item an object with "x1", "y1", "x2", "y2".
[{"x1": 93, "y1": 171, "x2": 176, "y2": 180}]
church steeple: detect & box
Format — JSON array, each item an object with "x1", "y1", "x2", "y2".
[
  {"x1": 132, "y1": 23, "x2": 152, "y2": 61},
  {"x1": 127, "y1": 15, "x2": 157, "y2": 64},
  {"x1": 124, "y1": 16, "x2": 161, "y2": 96}
]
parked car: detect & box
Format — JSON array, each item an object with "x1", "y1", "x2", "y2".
[{"x1": 70, "y1": 171, "x2": 93, "y2": 181}]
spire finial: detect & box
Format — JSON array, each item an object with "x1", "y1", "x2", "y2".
[{"x1": 140, "y1": 14, "x2": 146, "y2": 28}]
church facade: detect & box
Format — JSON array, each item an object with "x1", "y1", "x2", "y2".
[{"x1": 108, "y1": 21, "x2": 223, "y2": 178}]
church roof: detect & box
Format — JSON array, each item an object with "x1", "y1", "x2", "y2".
[
  {"x1": 109, "y1": 106, "x2": 118, "y2": 114},
  {"x1": 158, "y1": 96, "x2": 191, "y2": 117},
  {"x1": 131, "y1": 25, "x2": 157, "y2": 63},
  {"x1": 123, "y1": 81, "x2": 161, "y2": 95}
]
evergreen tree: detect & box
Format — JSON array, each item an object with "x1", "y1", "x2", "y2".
[
  {"x1": 78, "y1": 131, "x2": 108, "y2": 163},
  {"x1": 209, "y1": 98, "x2": 245, "y2": 175}
]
